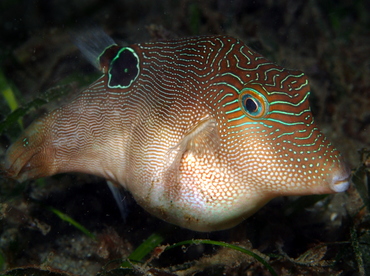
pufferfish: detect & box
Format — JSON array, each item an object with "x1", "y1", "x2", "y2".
[{"x1": 3, "y1": 30, "x2": 351, "y2": 232}]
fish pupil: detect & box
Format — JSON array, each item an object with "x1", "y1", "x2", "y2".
[{"x1": 245, "y1": 98, "x2": 258, "y2": 114}]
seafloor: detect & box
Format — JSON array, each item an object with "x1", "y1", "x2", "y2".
[{"x1": 0, "y1": 0, "x2": 369, "y2": 275}]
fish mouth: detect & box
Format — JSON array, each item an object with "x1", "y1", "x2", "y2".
[
  {"x1": 329, "y1": 164, "x2": 352, "y2": 193},
  {"x1": 330, "y1": 176, "x2": 351, "y2": 193}
]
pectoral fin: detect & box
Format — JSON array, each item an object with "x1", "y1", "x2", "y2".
[{"x1": 164, "y1": 117, "x2": 220, "y2": 187}]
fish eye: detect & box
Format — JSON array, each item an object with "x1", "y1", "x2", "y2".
[{"x1": 239, "y1": 88, "x2": 268, "y2": 118}]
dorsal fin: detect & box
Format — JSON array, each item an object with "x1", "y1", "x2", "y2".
[{"x1": 71, "y1": 27, "x2": 116, "y2": 70}]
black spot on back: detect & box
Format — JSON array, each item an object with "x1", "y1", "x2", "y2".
[{"x1": 108, "y1": 48, "x2": 139, "y2": 88}]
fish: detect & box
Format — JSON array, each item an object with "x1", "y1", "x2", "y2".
[{"x1": 3, "y1": 33, "x2": 351, "y2": 232}]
